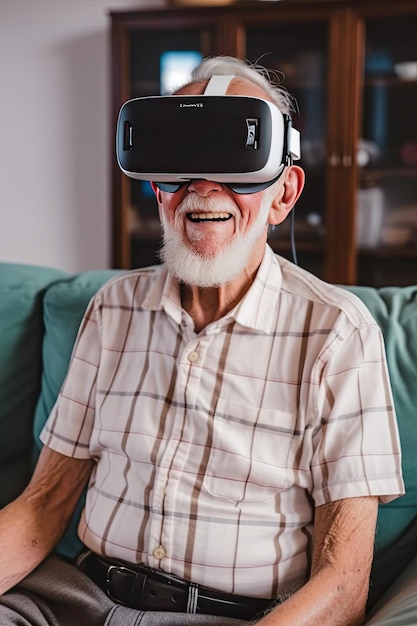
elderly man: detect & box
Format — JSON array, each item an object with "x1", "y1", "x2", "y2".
[{"x1": 0, "y1": 56, "x2": 403, "y2": 626}]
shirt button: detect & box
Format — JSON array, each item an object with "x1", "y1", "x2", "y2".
[
  {"x1": 153, "y1": 545, "x2": 166, "y2": 559},
  {"x1": 188, "y1": 351, "x2": 199, "y2": 363}
]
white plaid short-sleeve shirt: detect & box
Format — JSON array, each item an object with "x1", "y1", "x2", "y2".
[{"x1": 41, "y1": 245, "x2": 404, "y2": 599}]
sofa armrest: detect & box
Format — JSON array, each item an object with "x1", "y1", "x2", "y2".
[
  {"x1": 0, "y1": 263, "x2": 67, "y2": 507},
  {"x1": 366, "y1": 552, "x2": 417, "y2": 625}
]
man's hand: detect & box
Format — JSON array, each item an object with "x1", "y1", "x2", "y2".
[
  {"x1": 255, "y1": 496, "x2": 378, "y2": 626},
  {"x1": 0, "y1": 446, "x2": 93, "y2": 595}
]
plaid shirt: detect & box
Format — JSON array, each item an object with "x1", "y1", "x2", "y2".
[{"x1": 41, "y1": 245, "x2": 404, "y2": 598}]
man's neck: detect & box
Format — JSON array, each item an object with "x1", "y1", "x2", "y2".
[{"x1": 180, "y1": 266, "x2": 257, "y2": 333}]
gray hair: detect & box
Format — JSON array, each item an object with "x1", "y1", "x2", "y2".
[{"x1": 187, "y1": 55, "x2": 295, "y2": 115}]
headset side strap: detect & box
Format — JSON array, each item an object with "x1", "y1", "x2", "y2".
[{"x1": 289, "y1": 127, "x2": 301, "y2": 161}]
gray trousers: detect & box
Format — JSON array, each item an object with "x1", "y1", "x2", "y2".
[{"x1": 0, "y1": 556, "x2": 250, "y2": 626}]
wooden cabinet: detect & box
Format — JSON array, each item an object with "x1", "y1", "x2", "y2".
[{"x1": 110, "y1": 1, "x2": 417, "y2": 286}]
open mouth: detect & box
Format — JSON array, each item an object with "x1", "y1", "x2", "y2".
[{"x1": 187, "y1": 212, "x2": 233, "y2": 222}]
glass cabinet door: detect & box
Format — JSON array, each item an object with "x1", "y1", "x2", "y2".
[
  {"x1": 245, "y1": 20, "x2": 328, "y2": 278},
  {"x1": 357, "y1": 14, "x2": 417, "y2": 286}
]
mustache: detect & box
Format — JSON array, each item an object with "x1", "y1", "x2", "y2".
[{"x1": 176, "y1": 193, "x2": 237, "y2": 216}]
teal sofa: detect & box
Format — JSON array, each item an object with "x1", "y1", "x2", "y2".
[{"x1": 1, "y1": 261, "x2": 416, "y2": 623}]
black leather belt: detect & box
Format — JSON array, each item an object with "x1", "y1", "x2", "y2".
[{"x1": 77, "y1": 551, "x2": 272, "y2": 620}]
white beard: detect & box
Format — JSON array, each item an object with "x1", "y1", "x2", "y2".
[{"x1": 159, "y1": 191, "x2": 273, "y2": 287}]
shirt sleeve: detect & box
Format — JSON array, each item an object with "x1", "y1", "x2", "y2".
[
  {"x1": 311, "y1": 319, "x2": 405, "y2": 506},
  {"x1": 40, "y1": 293, "x2": 102, "y2": 459}
]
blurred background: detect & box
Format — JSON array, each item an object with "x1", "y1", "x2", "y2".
[{"x1": 1, "y1": 0, "x2": 417, "y2": 288}]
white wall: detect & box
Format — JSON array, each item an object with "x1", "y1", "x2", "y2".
[{"x1": 0, "y1": 0, "x2": 165, "y2": 272}]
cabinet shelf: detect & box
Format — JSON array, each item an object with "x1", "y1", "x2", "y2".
[
  {"x1": 365, "y1": 77, "x2": 417, "y2": 87},
  {"x1": 361, "y1": 168, "x2": 417, "y2": 181},
  {"x1": 359, "y1": 246, "x2": 417, "y2": 259}
]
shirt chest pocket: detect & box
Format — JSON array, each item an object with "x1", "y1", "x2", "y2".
[{"x1": 202, "y1": 399, "x2": 295, "y2": 503}]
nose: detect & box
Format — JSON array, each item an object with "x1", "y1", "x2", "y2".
[{"x1": 187, "y1": 179, "x2": 223, "y2": 197}]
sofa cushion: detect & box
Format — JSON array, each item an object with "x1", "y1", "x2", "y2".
[
  {"x1": 345, "y1": 286, "x2": 417, "y2": 607},
  {"x1": 0, "y1": 263, "x2": 67, "y2": 507},
  {"x1": 346, "y1": 285, "x2": 417, "y2": 552},
  {"x1": 32, "y1": 270, "x2": 121, "y2": 557}
]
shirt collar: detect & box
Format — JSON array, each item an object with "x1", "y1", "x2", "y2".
[
  {"x1": 141, "y1": 245, "x2": 283, "y2": 333},
  {"x1": 230, "y1": 245, "x2": 283, "y2": 333},
  {"x1": 142, "y1": 266, "x2": 183, "y2": 324}
]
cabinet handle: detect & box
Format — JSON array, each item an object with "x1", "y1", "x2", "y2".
[{"x1": 328, "y1": 153, "x2": 340, "y2": 167}]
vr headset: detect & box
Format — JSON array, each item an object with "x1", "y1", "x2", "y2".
[{"x1": 116, "y1": 75, "x2": 300, "y2": 193}]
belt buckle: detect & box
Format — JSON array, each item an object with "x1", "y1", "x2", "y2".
[{"x1": 106, "y1": 564, "x2": 140, "y2": 605}]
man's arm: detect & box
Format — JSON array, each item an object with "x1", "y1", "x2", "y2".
[
  {"x1": 0, "y1": 446, "x2": 93, "y2": 595},
  {"x1": 256, "y1": 496, "x2": 379, "y2": 626}
]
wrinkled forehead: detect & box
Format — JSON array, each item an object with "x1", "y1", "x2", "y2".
[{"x1": 175, "y1": 76, "x2": 273, "y2": 103}]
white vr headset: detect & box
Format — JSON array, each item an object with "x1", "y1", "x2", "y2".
[{"x1": 116, "y1": 75, "x2": 300, "y2": 192}]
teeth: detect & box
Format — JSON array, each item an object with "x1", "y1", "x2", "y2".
[{"x1": 189, "y1": 212, "x2": 231, "y2": 220}]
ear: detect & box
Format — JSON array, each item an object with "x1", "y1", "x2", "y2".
[{"x1": 268, "y1": 165, "x2": 305, "y2": 226}]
